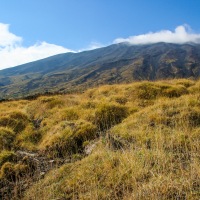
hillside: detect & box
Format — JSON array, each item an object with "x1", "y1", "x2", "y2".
[
  {"x1": 0, "y1": 79, "x2": 200, "y2": 199},
  {"x1": 0, "y1": 43, "x2": 200, "y2": 99}
]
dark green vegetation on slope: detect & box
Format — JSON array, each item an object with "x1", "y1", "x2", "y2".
[
  {"x1": 0, "y1": 79, "x2": 199, "y2": 199},
  {"x1": 0, "y1": 43, "x2": 200, "y2": 99}
]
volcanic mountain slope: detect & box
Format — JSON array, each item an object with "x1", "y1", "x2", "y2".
[{"x1": 0, "y1": 42, "x2": 200, "y2": 99}]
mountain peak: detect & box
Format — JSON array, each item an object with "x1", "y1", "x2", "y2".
[{"x1": 0, "y1": 43, "x2": 200, "y2": 99}]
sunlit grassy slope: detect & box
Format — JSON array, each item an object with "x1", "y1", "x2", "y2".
[{"x1": 0, "y1": 79, "x2": 200, "y2": 199}]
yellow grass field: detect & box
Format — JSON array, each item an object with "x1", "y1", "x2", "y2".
[{"x1": 0, "y1": 79, "x2": 200, "y2": 199}]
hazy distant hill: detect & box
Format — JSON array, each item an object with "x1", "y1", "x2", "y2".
[{"x1": 0, "y1": 42, "x2": 200, "y2": 99}]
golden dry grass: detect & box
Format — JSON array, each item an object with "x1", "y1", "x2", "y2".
[{"x1": 0, "y1": 79, "x2": 199, "y2": 199}]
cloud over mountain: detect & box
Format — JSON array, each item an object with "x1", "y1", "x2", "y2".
[
  {"x1": 1, "y1": 23, "x2": 200, "y2": 70},
  {"x1": 114, "y1": 25, "x2": 200, "y2": 45},
  {"x1": 0, "y1": 23, "x2": 73, "y2": 70}
]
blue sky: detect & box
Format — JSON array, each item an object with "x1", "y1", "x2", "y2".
[{"x1": 0, "y1": 0, "x2": 200, "y2": 69}]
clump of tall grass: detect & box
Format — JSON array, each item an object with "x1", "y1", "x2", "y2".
[
  {"x1": 41, "y1": 120, "x2": 98, "y2": 158},
  {"x1": 0, "y1": 111, "x2": 29, "y2": 133},
  {"x1": 0, "y1": 150, "x2": 16, "y2": 167},
  {"x1": 0, "y1": 127, "x2": 15, "y2": 150},
  {"x1": 94, "y1": 103, "x2": 128, "y2": 131}
]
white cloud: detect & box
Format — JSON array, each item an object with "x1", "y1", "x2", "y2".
[
  {"x1": 114, "y1": 25, "x2": 200, "y2": 45},
  {"x1": 1, "y1": 23, "x2": 200, "y2": 70},
  {"x1": 0, "y1": 23, "x2": 22, "y2": 47},
  {"x1": 78, "y1": 42, "x2": 103, "y2": 52},
  {"x1": 0, "y1": 23, "x2": 74, "y2": 70}
]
